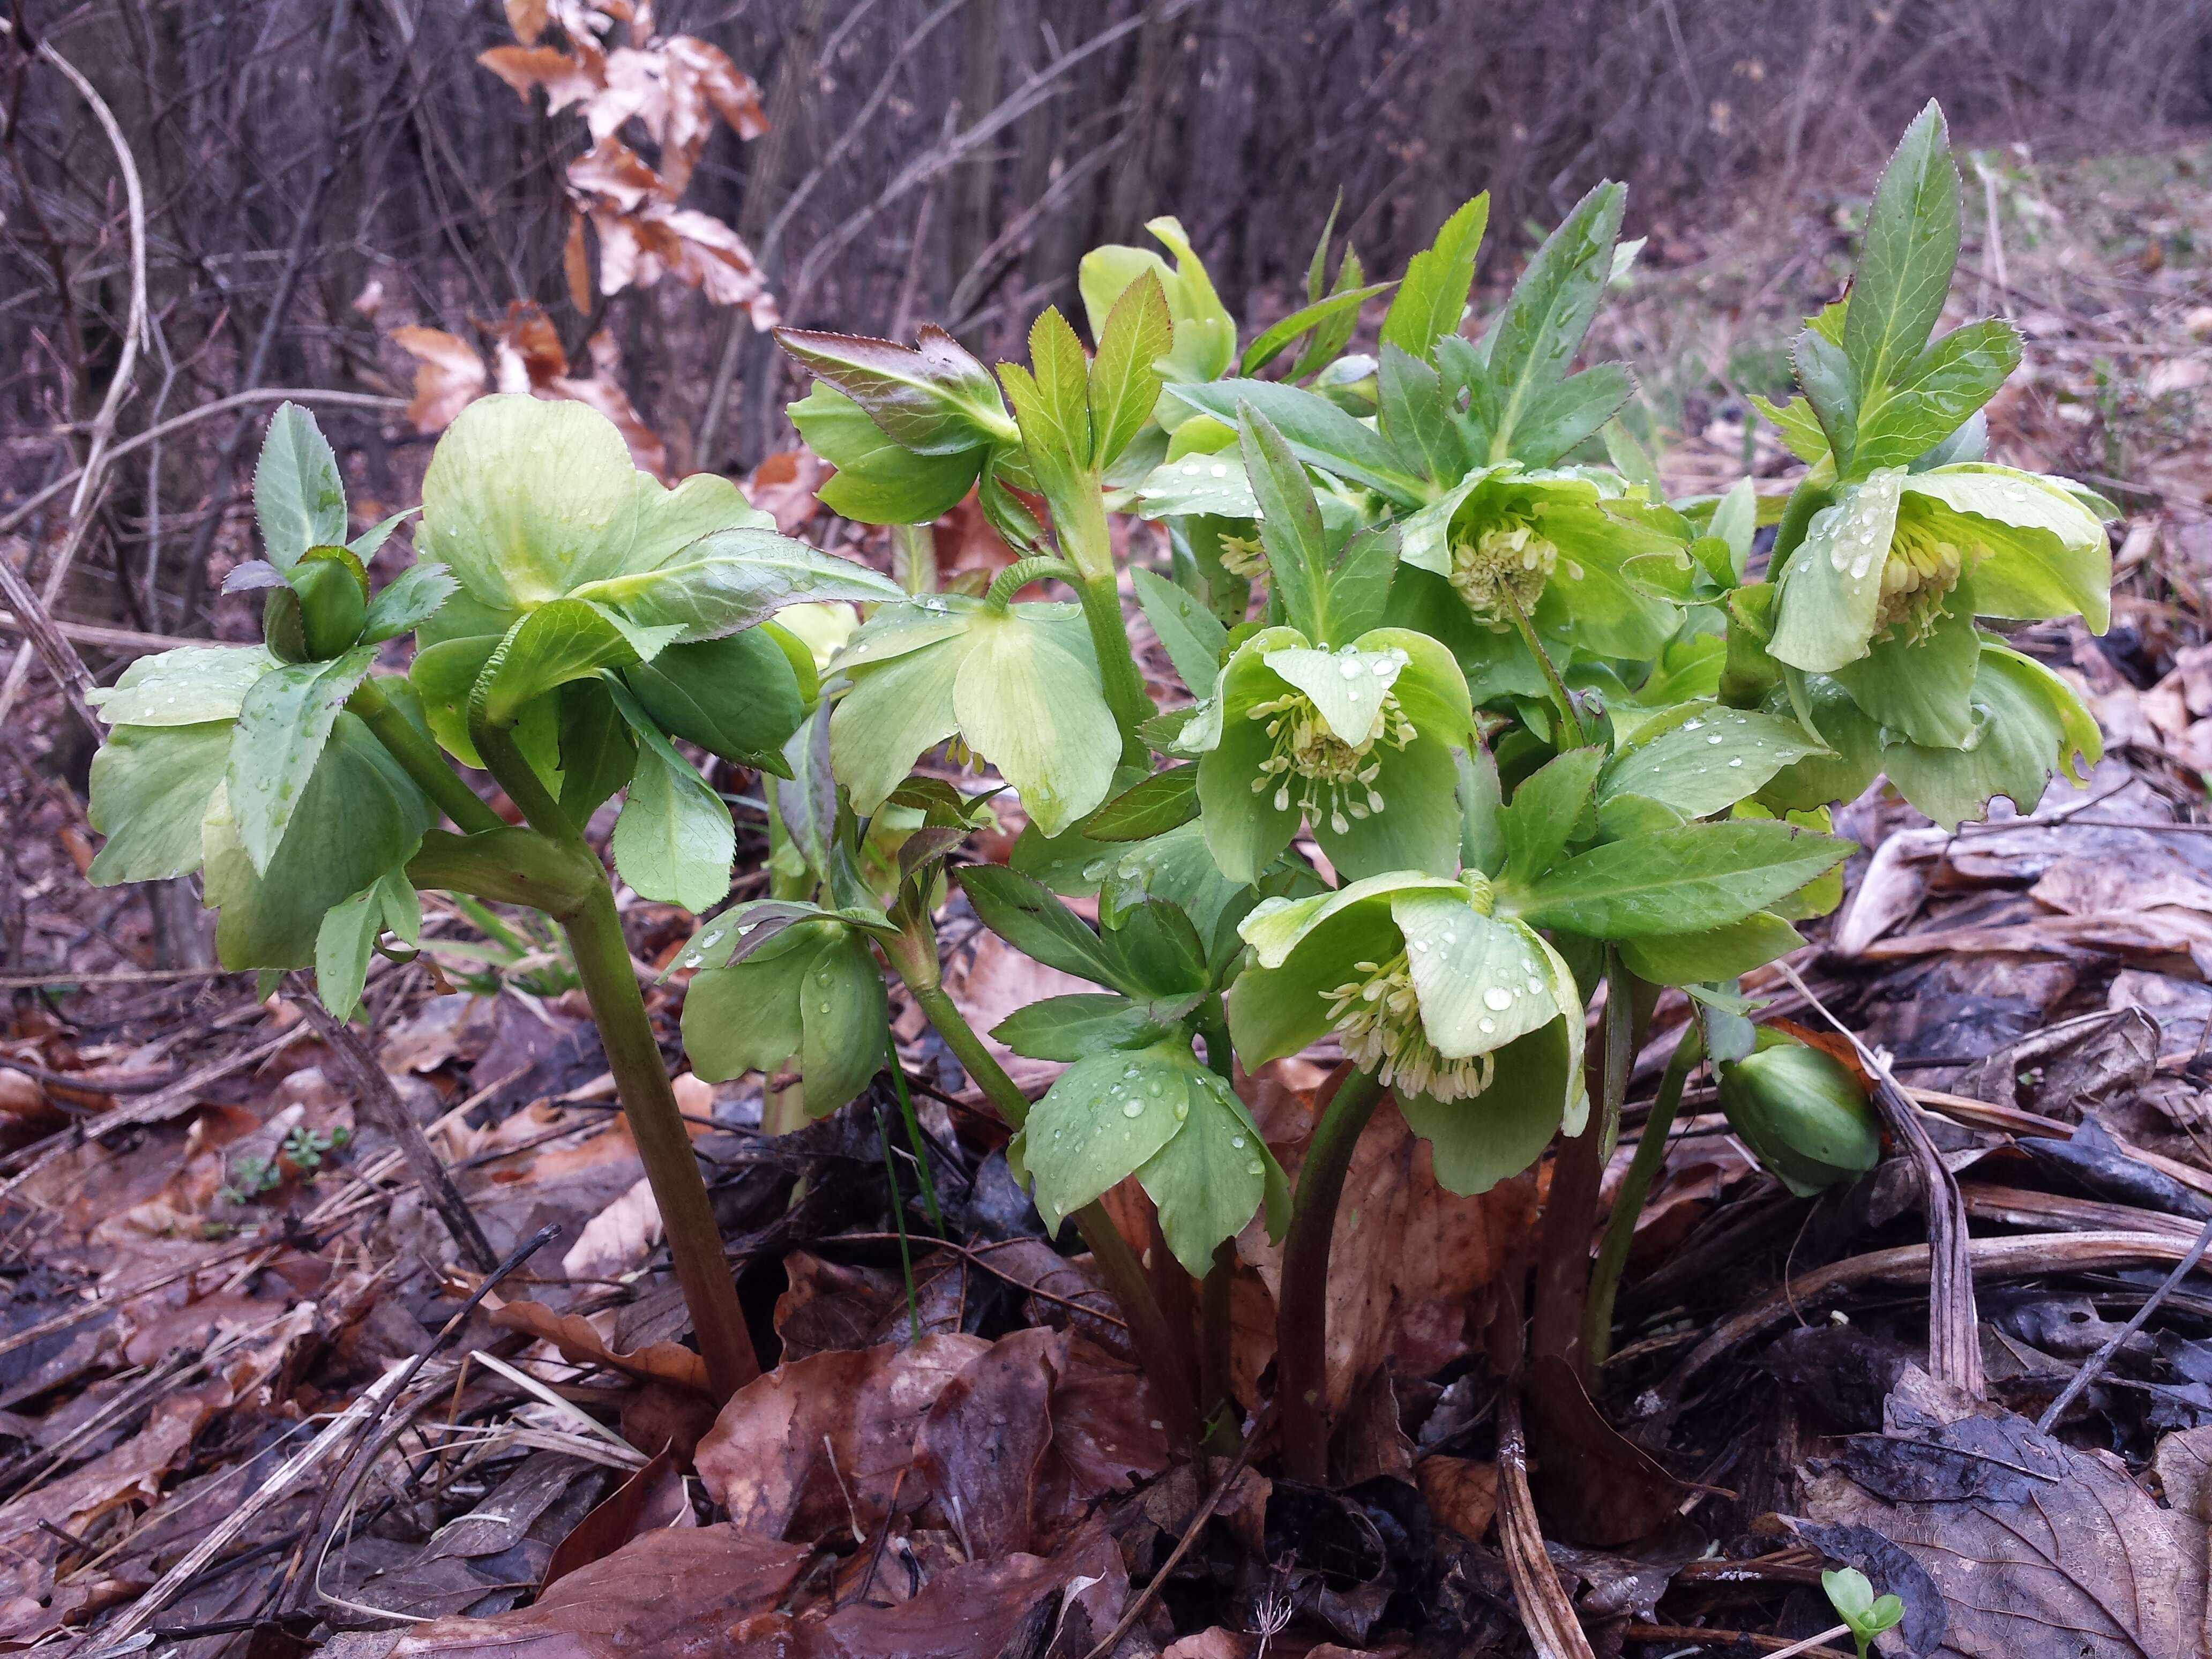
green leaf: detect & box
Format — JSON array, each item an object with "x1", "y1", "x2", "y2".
[
  {"x1": 315, "y1": 867, "x2": 417, "y2": 1022},
  {"x1": 88, "y1": 645, "x2": 276, "y2": 727},
  {"x1": 1132, "y1": 566, "x2": 1229, "y2": 694},
  {"x1": 348, "y1": 507, "x2": 416, "y2": 563},
  {"x1": 201, "y1": 715, "x2": 428, "y2": 970},
  {"x1": 1843, "y1": 101, "x2": 1961, "y2": 399},
  {"x1": 1822, "y1": 1568, "x2": 1876, "y2": 1623},
  {"x1": 1006, "y1": 306, "x2": 1094, "y2": 482},
  {"x1": 1079, "y1": 219, "x2": 1237, "y2": 387},
  {"x1": 992, "y1": 993, "x2": 1193, "y2": 1062},
  {"x1": 1377, "y1": 344, "x2": 1465, "y2": 482},
  {"x1": 775, "y1": 703, "x2": 836, "y2": 878},
  {"x1": 799, "y1": 928, "x2": 893, "y2": 1117},
  {"x1": 555, "y1": 678, "x2": 637, "y2": 824},
  {"x1": 568, "y1": 527, "x2": 902, "y2": 642},
  {"x1": 1134, "y1": 1059, "x2": 1285, "y2": 1272},
  {"x1": 1020, "y1": 1045, "x2": 1188, "y2": 1232},
  {"x1": 1794, "y1": 327, "x2": 1862, "y2": 472},
  {"x1": 1510, "y1": 820, "x2": 1854, "y2": 938},
  {"x1": 1239, "y1": 407, "x2": 1333, "y2": 642},
  {"x1": 1089, "y1": 271, "x2": 1175, "y2": 471},
  {"x1": 1514, "y1": 365, "x2": 1637, "y2": 468},
  {"x1": 1853, "y1": 318, "x2": 2020, "y2": 472},
  {"x1": 682, "y1": 923, "x2": 810, "y2": 1079},
  {"x1": 789, "y1": 382, "x2": 985, "y2": 524},
  {"x1": 604, "y1": 678, "x2": 735, "y2": 912},
  {"x1": 1502, "y1": 746, "x2": 1604, "y2": 882},
  {"x1": 1167, "y1": 379, "x2": 1427, "y2": 504},
  {"x1": 1616, "y1": 911, "x2": 1804, "y2": 986},
  {"x1": 959, "y1": 864, "x2": 1129, "y2": 990},
  {"x1": 1708, "y1": 476, "x2": 1757, "y2": 579},
  {"x1": 1397, "y1": 1006, "x2": 1581, "y2": 1194},
  {"x1": 1240, "y1": 281, "x2": 1395, "y2": 378},
  {"x1": 362, "y1": 561, "x2": 458, "y2": 644},
  {"x1": 1108, "y1": 898, "x2": 1212, "y2": 998},
  {"x1": 776, "y1": 325, "x2": 1017, "y2": 454},
  {"x1": 1458, "y1": 744, "x2": 1506, "y2": 877},
  {"x1": 1599, "y1": 707, "x2": 1827, "y2": 819},
  {"x1": 480, "y1": 599, "x2": 672, "y2": 727},
  {"x1": 87, "y1": 721, "x2": 233, "y2": 884},
  {"x1": 951, "y1": 608, "x2": 1119, "y2": 836},
  {"x1": 253, "y1": 402, "x2": 347, "y2": 571},
  {"x1": 622, "y1": 629, "x2": 805, "y2": 768},
  {"x1": 1134, "y1": 453, "x2": 1260, "y2": 520},
  {"x1": 1748, "y1": 394, "x2": 1831, "y2": 465},
  {"x1": 227, "y1": 646, "x2": 378, "y2": 875},
  {"x1": 828, "y1": 629, "x2": 971, "y2": 818},
  {"x1": 1083, "y1": 765, "x2": 1199, "y2": 842},
  {"x1": 1484, "y1": 182, "x2": 1625, "y2": 460},
  {"x1": 1380, "y1": 193, "x2": 1488, "y2": 365}
]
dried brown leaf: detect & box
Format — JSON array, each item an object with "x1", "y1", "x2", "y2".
[
  {"x1": 490, "y1": 1297, "x2": 709, "y2": 1394},
  {"x1": 391, "y1": 326, "x2": 488, "y2": 434},
  {"x1": 1416, "y1": 1455, "x2": 1500, "y2": 1542},
  {"x1": 542, "y1": 1446, "x2": 694, "y2": 1588},
  {"x1": 503, "y1": 0, "x2": 548, "y2": 44},
  {"x1": 479, "y1": 45, "x2": 601, "y2": 115},
  {"x1": 694, "y1": 1333, "x2": 987, "y2": 1541}
]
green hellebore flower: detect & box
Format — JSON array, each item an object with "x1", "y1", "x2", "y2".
[
  {"x1": 681, "y1": 915, "x2": 888, "y2": 1122},
  {"x1": 1768, "y1": 462, "x2": 2110, "y2": 678},
  {"x1": 1227, "y1": 870, "x2": 1586, "y2": 1194},
  {"x1": 1194, "y1": 625, "x2": 1473, "y2": 884},
  {"x1": 1398, "y1": 465, "x2": 1679, "y2": 659},
  {"x1": 827, "y1": 595, "x2": 1120, "y2": 838},
  {"x1": 1717, "y1": 1028, "x2": 1880, "y2": 1197}
]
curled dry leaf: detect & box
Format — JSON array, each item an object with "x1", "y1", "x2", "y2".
[
  {"x1": 391, "y1": 327, "x2": 489, "y2": 435},
  {"x1": 561, "y1": 1175, "x2": 663, "y2": 1280},
  {"x1": 478, "y1": 44, "x2": 601, "y2": 115},
  {"x1": 490, "y1": 1296, "x2": 709, "y2": 1394},
  {"x1": 695, "y1": 1333, "x2": 988, "y2": 1540},
  {"x1": 542, "y1": 1445, "x2": 695, "y2": 1588}
]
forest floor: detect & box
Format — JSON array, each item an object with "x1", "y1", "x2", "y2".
[{"x1": 5, "y1": 139, "x2": 2212, "y2": 1659}]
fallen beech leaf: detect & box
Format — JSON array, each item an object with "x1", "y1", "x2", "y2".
[
  {"x1": 1162, "y1": 1632, "x2": 1253, "y2": 1659},
  {"x1": 543, "y1": 1446, "x2": 694, "y2": 1587},
  {"x1": 694, "y1": 1334, "x2": 988, "y2": 1540},
  {"x1": 1803, "y1": 1369, "x2": 2202, "y2": 1657},
  {"x1": 1416, "y1": 1455, "x2": 1499, "y2": 1542},
  {"x1": 491, "y1": 1297, "x2": 708, "y2": 1394},
  {"x1": 914, "y1": 1326, "x2": 1169, "y2": 1559},
  {"x1": 561, "y1": 1176, "x2": 662, "y2": 1280},
  {"x1": 393, "y1": 1523, "x2": 806, "y2": 1658},
  {"x1": 744, "y1": 450, "x2": 826, "y2": 535},
  {"x1": 773, "y1": 1249, "x2": 965, "y2": 1358},
  {"x1": 391, "y1": 327, "x2": 488, "y2": 434}
]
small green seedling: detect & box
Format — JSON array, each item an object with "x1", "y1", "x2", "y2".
[
  {"x1": 1822, "y1": 1566, "x2": 1905, "y2": 1659},
  {"x1": 219, "y1": 1125, "x2": 351, "y2": 1202}
]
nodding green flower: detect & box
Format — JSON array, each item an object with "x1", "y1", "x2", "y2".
[
  {"x1": 1396, "y1": 464, "x2": 1679, "y2": 659},
  {"x1": 1215, "y1": 530, "x2": 1268, "y2": 581},
  {"x1": 1193, "y1": 626, "x2": 1474, "y2": 884},
  {"x1": 1769, "y1": 463, "x2": 2110, "y2": 677},
  {"x1": 1226, "y1": 870, "x2": 1586, "y2": 1194},
  {"x1": 1448, "y1": 512, "x2": 1557, "y2": 624}
]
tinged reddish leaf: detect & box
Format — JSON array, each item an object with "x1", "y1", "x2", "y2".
[
  {"x1": 542, "y1": 1446, "x2": 695, "y2": 1588},
  {"x1": 491, "y1": 1297, "x2": 710, "y2": 1394},
  {"x1": 503, "y1": 0, "x2": 547, "y2": 45},
  {"x1": 391, "y1": 326, "x2": 488, "y2": 433},
  {"x1": 479, "y1": 45, "x2": 600, "y2": 115}
]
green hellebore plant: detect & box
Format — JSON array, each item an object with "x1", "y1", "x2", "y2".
[
  {"x1": 1717, "y1": 1027, "x2": 1881, "y2": 1197},
  {"x1": 1226, "y1": 871, "x2": 1586, "y2": 1195},
  {"x1": 1194, "y1": 626, "x2": 1471, "y2": 883}
]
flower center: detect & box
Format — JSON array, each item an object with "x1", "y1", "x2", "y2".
[
  {"x1": 1247, "y1": 682, "x2": 1416, "y2": 834},
  {"x1": 1448, "y1": 515, "x2": 1558, "y2": 626},
  {"x1": 1875, "y1": 521, "x2": 1979, "y2": 641},
  {"x1": 1217, "y1": 532, "x2": 1267, "y2": 580},
  {"x1": 1322, "y1": 951, "x2": 1496, "y2": 1103}
]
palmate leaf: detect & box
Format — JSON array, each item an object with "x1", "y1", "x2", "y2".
[{"x1": 87, "y1": 645, "x2": 276, "y2": 727}]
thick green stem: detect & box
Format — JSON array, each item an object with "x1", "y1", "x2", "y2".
[
  {"x1": 1583, "y1": 1022, "x2": 1701, "y2": 1367},
  {"x1": 1075, "y1": 573, "x2": 1155, "y2": 773},
  {"x1": 565, "y1": 883, "x2": 759, "y2": 1399},
  {"x1": 349, "y1": 675, "x2": 504, "y2": 835},
  {"x1": 1275, "y1": 1067, "x2": 1385, "y2": 1483},
  {"x1": 470, "y1": 712, "x2": 759, "y2": 1401},
  {"x1": 892, "y1": 925, "x2": 1199, "y2": 1451}
]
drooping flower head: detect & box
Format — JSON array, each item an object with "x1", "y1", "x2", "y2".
[
  {"x1": 1226, "y1": 870, "x2": 1586, "y2": 1194},
  {"x1": 1191, "y1": 626, "x2": 1473, "y2": 884}
]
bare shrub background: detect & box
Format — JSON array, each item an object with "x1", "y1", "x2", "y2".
[{"x1": 2, "y1": 0, "x2": 2206, "y2": 655}]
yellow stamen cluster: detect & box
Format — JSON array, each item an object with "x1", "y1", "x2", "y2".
[
  {"x1": 1449, "y1": 515, "x2": 1558, "y2": 625},
  {"x1": 1323, "y1": 951, "x2": 1496, "y2": 1103},
  {"x1": 1875, "y1": 521, "x2": 1979, "y2": 640},
  {"x1": 1217, "y1": 532, "x2": 1267, "y2": 581},
  {"x1": 1247, "y1": 677, "x2": 1416, "y2": 835}
]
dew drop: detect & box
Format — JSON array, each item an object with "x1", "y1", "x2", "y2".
[
  {"x1": 1209, "y1": 464, "x2": 1229, "y2": 479},
  {"x1": 1526, "y1": 977, "x2": 1544, "y2": 995},
  {"x1": 1478, "y1": 1017, "x2": 1496, "y2": 1034},
  {"x1": 1231, "y1": 1135, "x2": 1246, "y2": 1149},
  {"x1": 1245, "y1": 1159, "x2": 1265, "y2": 1176},
  {"x1": 1122, "y1": 1099, "x2": 1145, "y2": 1118},
  {"x1": 1482, "y1": 986, "x2": 1513, "y2": 1011},
  {"x1": 1729, "y1": 756, "x2": 1744, "y2": 767},
  {"x1": 1707, "y1": 733, "x2": 1723, "y2": 744}
]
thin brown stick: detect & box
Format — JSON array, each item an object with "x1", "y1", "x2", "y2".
[
  {"x1": 1625, "y1": 1623, "x2": 1852, "y2": 1658},
  {"x1": 1080, "y1": 1416, "x2": 1265, "y2": 1659},
  {"x1": 2037, "y1": 1207, "x2": 2212, "y2": 1431}
]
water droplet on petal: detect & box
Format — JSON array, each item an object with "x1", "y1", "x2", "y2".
[{"x1": 1482, "y1": 986, "x2": 1513, "y2": 1011}]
